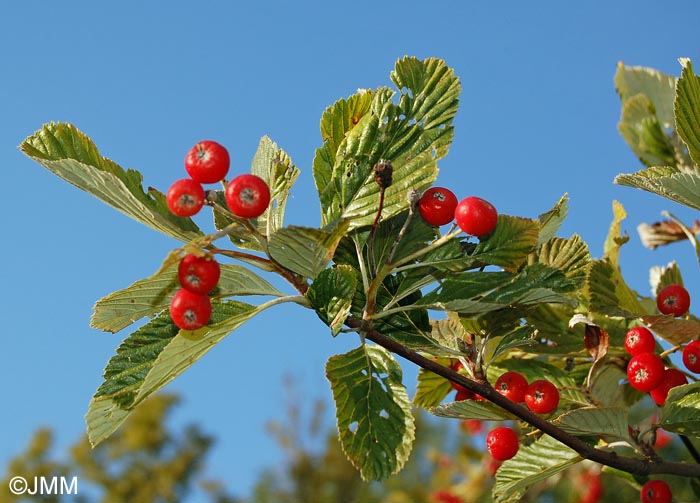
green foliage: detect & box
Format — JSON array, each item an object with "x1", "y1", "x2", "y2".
[
  {"x1": 21, "y1": 55, "x2": 700, "y2": 501},
  {"x1": 325, "y1": 345, "x2": 415, "y2": 480}
]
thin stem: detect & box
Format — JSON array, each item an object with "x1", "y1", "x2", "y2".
[
  {"x1": 680, "y1": 435, "x2": 700, "y2": 464},
  {"x1": 367, "y1": 187, "x2": 386, "y2": 275},
  {"x1": 388, "y1": 227, "x2": 462, "y2": 269},
  {"x1": 344, "y1": 316, "x2": 700, "y2": 478}
]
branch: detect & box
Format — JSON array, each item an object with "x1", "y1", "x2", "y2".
[{"x1": 344, "y1": 317, "x2": 700, "y2": 478}]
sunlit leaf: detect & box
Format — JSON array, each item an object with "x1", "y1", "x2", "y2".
[
  {"x1": 614, "y1": 166, "x2": 700, "y2": 210},
  {"x1": 326, "y1": 344, "x2": 415, "y2": 480},
  {"x1": 432, "y1": 398, "x2": 517, "y2": 422},
  {"x1": 658, "y1": 382, "x2": 700, "y2": 436},
  {"x1": 537, "y1": 194, "x2": 569, "y2": 245},
  {"x1": 553, "y1": 407, "x2": 631, "y2": 442},
  {"x1": 20, "y1": 122, "x2": 201, "y2": 242},
  {"x1": 493, "y1": 434, "x2": 581, "y2": 503},
  {"x1": 307, "y1": 265, "x2": 358, "y2": 336},
  {"x1": 675, "y1": 59, "x2": 700, "y2": 168}
]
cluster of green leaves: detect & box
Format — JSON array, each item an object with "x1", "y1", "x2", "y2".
[{"x1": 20, "y1": 56, "x2": 700, "y2": 502}]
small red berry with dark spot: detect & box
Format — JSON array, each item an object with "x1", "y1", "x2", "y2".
[
  {"x1": 682, "y1": 339, "x2": 700, "y2": 373},
  {"x1": 178, "y1": 254, "x2": 221, "y2": 295},
  {"x1": 419, "y1": 187, "x2": 458, "y2": 226},
  {"x1": 624, "y1": 326, "x2": 657, "y2": 356},
  {"x1": 640, "y1": 479, "x2": 672, "y2": 503},
  {"x1": 627, "y1": 353, "x2": 665, "y2": 392},
  {"x1": 169, "y1": 288, "x2": 212, "y2": 331},
  {"x1": 225, "y1": 174, "x2": 271, "y2": 218},
  {"x1": 656, "y1": 283, "x2": 690, "y2": 317},
  {"x1": 185, "y1": 140, "x2": 230, "y2": 184},
  {"x1": 495, "y1": 371, "x2": 528, "y2": 403},
  {"x1": 486, "y1": 426, "x2": 519, "y2": 461},
  {"x1": 524, "y1": 379, "x2": 560, "y2": 414},
  {"x1": 166, "y1": 178, "x2": 205, "y2": 217}
]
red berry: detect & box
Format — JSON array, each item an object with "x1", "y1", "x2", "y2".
[
  {"x1": 454, "y1": 196, "x2": 498, "y2": 237},
  {"x1": 640, "y1": 479, "x2": 672, "y2": 503},
  {"x1": 431, "y1": 490, "x2": 464, "y2": 503},
  {"x1": 649, "y1": 368, "x2": 687, "y2": 406},
  {"x1": 185, "y1": 140, "x2": 230, "y2": 184},
  {"x1": 656, "y1": 283, "x2": 690, "y2": 317},
  {"x1": 419, "y1": 187, "x2": 459, "y2": 226},
  {"x1": 495, "y1": 371, "x2": 528, "y2": 403},
  {"x1": 486, "y1": 426, "x2": 519, "y2": 461},
  {"x1": 524, "y1": 379, "x2": 560, "y2": 414},
  {"x1": 682, "y1": 340, "x2": 700, "y2": 373},
  {"x1": 169, "y1": 288, "x2": 212, "y2": 330},
  {"x1": 460, "y1": 419, "x2": 484, "y2": 434},
  {"x1": 624, "y1": 326, "x2": 657, "y2": 356},
  {"x1": 178, "y1": 254, "x2": 221, "y2": 294},
  {"x1": 627, "y1": 353, "x2": 665, "y2": 392},
  {"x1": 225, "y1": 174, "x2": 271, "y2": 218},
  {"x1": 166, "y1": 178, "x2": 205, "y2": 217}
]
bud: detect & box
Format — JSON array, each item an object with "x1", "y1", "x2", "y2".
[{"x1": 373, "y1": 159, "x2": 393, "y2": 189}]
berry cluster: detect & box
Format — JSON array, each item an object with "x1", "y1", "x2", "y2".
[
  {"x1": 450, "y1": 366, "x2": 560, "y2": 464},
  {"x1": 166, "y1": 140, "x2": 271, "y2": 219},
  {"x1": 170, "y1": 254, "x2": 220, "y2": 330},
  {"x1": 418, "y1": 187, "x2": 498, "y2": 237},
  {"x1": 165, "y1": 140, "x2": 272, "y2": 330}
]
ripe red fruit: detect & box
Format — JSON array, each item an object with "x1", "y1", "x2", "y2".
[
  {"x1": 578, "y1": 471, "x2": 603, "y2": 503},
  {"x1": 640, "y1": 479, "x2": 672, "y2": 503},
  {"x1": 431, "y1": 490, "x2": 464, "y2": 503},
  {"x1": 682, "y1": 339, "x2": 700, "y2": 373},
  {"x1": 524, "y1": 379, "x2": 560, "y2": 414},
  {"x1": 624, "y1": 326, "x2": 657, "y2": 356},
  {"x1": 185, "y1": 140, "x2": 230, "y2": 184},
  {"x1": 486, "y1": 426, "x2": 519, "y2": 461},
  {"x1": 166, "y1": 178, "x2": 205, "y2": 217},
  {"x1": 656, "y1": 283, "x2": 690, "y2": 317},
  {"x1": 649, "y1": 368, "x2": 687, "y2": 406},
  {"x1": 225, "y1": 174, "x2": 271, "y2": 218},
  {"x1": 495, "y1": 371, "x2": 528, "y2": 403},
  {"x1": 178, "y1": 254, "x2": 221, "y2": 294},
  {"x1": 169, "y1": 288, "x2": 212, "y2": 330},
  {"x1": 454, "y1": 196, "x2": 498, "y2": 237},
  {"x1": 627, "y1": 353, "x2": 665, "y2": 392},
  {"x1": 419, "y1": 187, "x2": 459, "y2": 226}
]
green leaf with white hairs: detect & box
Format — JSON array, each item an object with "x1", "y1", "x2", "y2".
[
  {"x1": 267, "y1": 220, "x2": 350, "y2": 280},
  {"x1": 326, "y1": 344, "x2": 415, "y2": 481},
  {"x1": 658, "y1": 382, "x2": 700, "y2": 436},
  {"x1": 313, "y1": 57, "x2": 460, "y2": 230},
  {"x1": 432, "y1": 398, "x2": 517, "y2": 422},
  {"x1": 552, "y1": 407, "x2": 632, "y2": 442},
  {"x1": 615, "y1": 166, "x2": 700, "y2": 210},
  {"x1": 307, "y1": 265, "x2": 358, "y2": 336},
  {"x1": 675, "y1": 58, "x2": 700, "y2": 168},
  {"x1": 91, "y1": 262, "x2": 284, "y2": 333},
  {"x1": 493, "y1": 434, "x2": 581, "y2": 503},
  {"x1": 87, "y1": 299, "x2": 277, "y2": 446},
  {"x1": 250, "y1": 135, "x2": 300, "y2": 236},
  {"x1": 20, "y1": 122, "x2": 202, "y2": 242}
]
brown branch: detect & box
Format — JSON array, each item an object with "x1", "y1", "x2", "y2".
[{"x1": 344, "y1": 317, "x2": 700, "y2": 478}]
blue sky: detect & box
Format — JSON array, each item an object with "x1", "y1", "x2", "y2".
[{"x1": 2, "y1": 1, "x2": 700, "y2": 499}]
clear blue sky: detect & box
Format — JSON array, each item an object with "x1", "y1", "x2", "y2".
[{"x1": 2, "y1": 1, "x2": 700, "y2": 499}]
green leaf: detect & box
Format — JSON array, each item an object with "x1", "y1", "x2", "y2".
[
  {"x1": 319, "y1": 89, "x2": 375, "y2": 157},
  {"x1": 470, "y1": 216, "x2": 539, "y2": 271},
  {"x1": 553, "y1": 407, "x2": 631, "y2": 442},
  {"x1": 614, "y1": 166, "x2": 700, "y2": 210},
  {"x1": 86, "y1": 300, "x2": 265, "y2": 446},
  {"x1": 640, "y1": 315, "x2": 700, "y2": 345},
  {"x1": 529, "y1": 234, "x2": 590, "y2": 288},
  {"x1": 537, "y1": 194, "x2": 569, "y2": 245},
  {"x1": 615, "y1": 62, "x2": 677, "y2": 128},
  {"x1": 675, "y1": 59, "x2": 700, "y2": 167},
  {"x1": 432, "y1": 398, "x2": 517, "y2": 422},
  {"x1": 603, "y1": 200, "x2": 629, "y2": 266},
  {"x1": 91, "y1": 262, "x2": 284, "y2": 333},
  {"x1": 313, "y1": 57, "x2": 460, "y2": 230},
  {"x1": 588, "y1": 360, "x2": 644, "y2": 408},
  {"x1": 20, "y1": 122, "x2": 201, "y2": 242},
  {"x1": 418, "y1": 264, "x2": 577, "y2": 315},
  {"x1": 658, "y1": 382, "x2": 700, "y2": 436},
  {"x1": 493, "y1": 434, "x2": 581, "y2": 503},
  {"x1": 250, "y1": 136, "x2": 300, "y2": 236},
  {"x1": 587, "y1": 259, "x2": 648, "y2": 318},
  {"x1": 618, "y1": 94, "x2": 678, "y2": 167},
  {"x1": 326, "y1": 344, "x2": 415, "y2": 480},
  {"x1": 267, "y1": 220, "x2": 350, "y2": 279},
  {"x1": 307, "y1": 265, "x2": 358, "y2": 336},
  {"x1": 414, "y1": 359, "x2": 454, "y2": 409}
]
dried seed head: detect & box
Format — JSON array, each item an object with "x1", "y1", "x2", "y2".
[{"x1": 373, "y1": 159, "x2": 393, "y2": 189}]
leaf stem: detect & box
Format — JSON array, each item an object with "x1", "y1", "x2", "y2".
[{"x1": 388, "y1": 227, "x2": 462, "y2": 269}]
